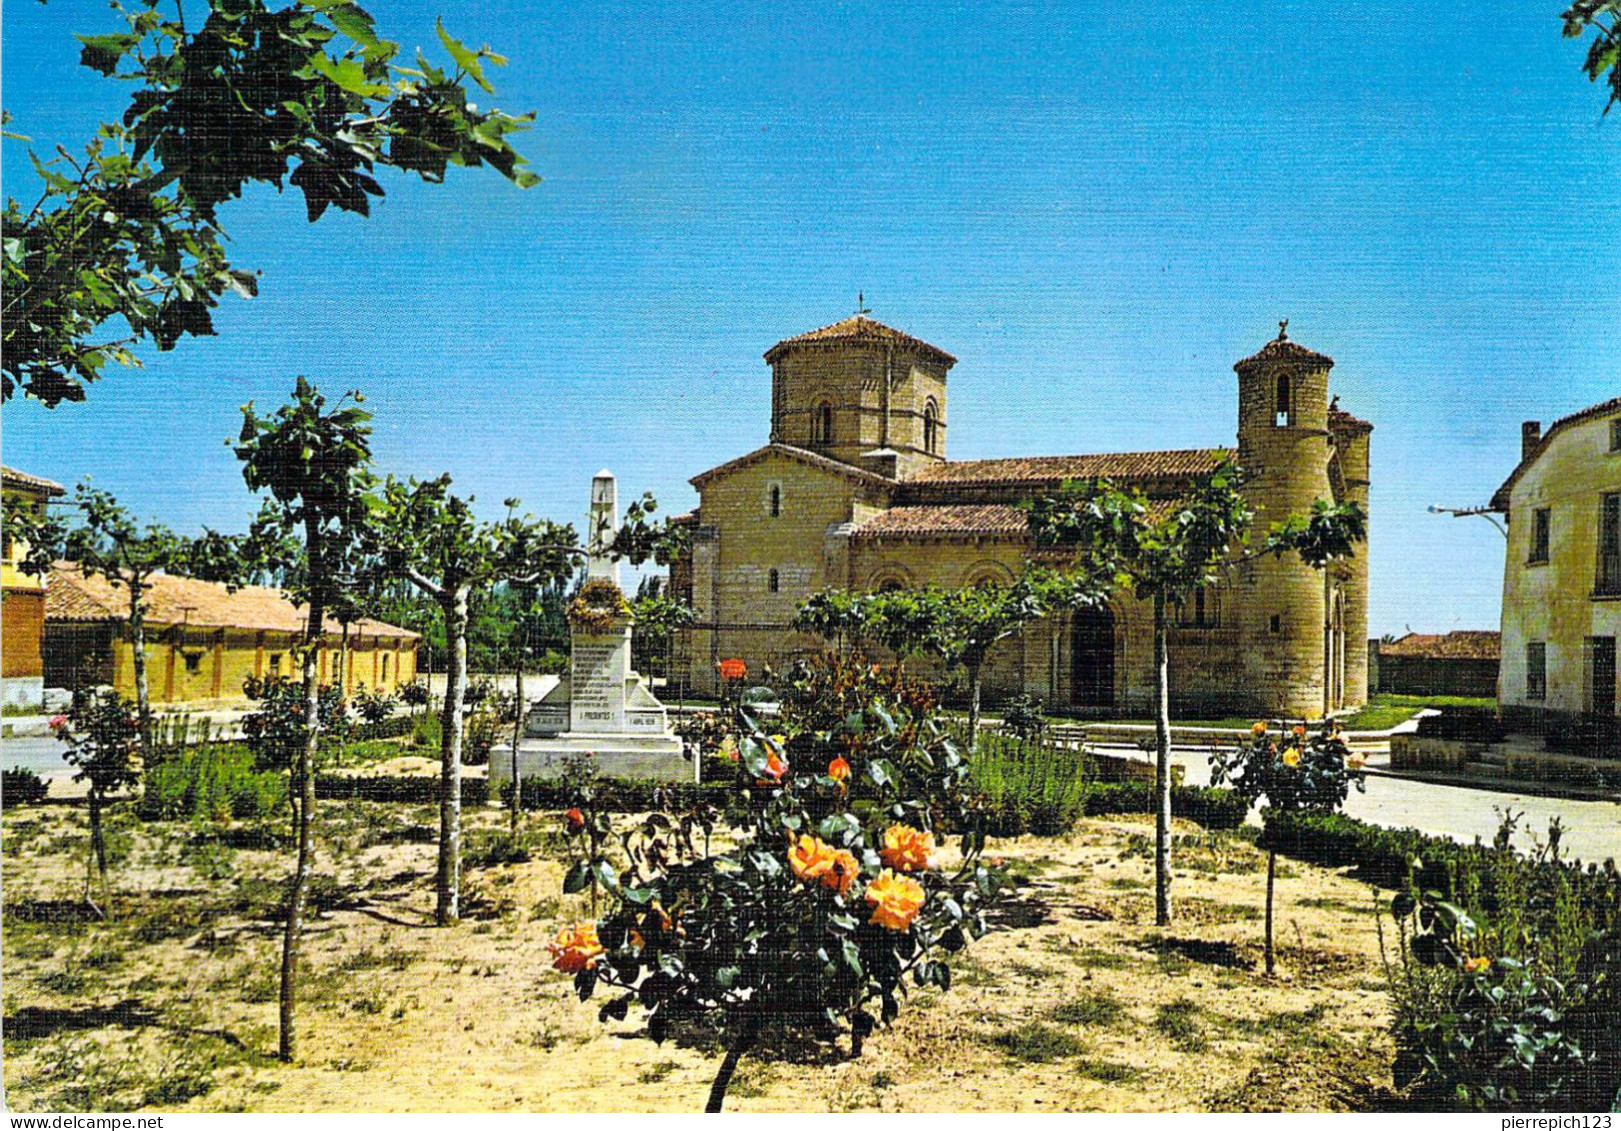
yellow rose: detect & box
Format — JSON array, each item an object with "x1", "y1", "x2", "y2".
[
  {"x1": 865, "y1": 869, "x2": 926, "y2": 931},
  {"x1": 878, "y1": 824, "x2": 934, "y2": 872},
  {"x1": 1463, "y1": 956, "x2": 1491, "y2": 975},
  {"x1": 1281, "y1": 748, "x2": 1302, "y2": 768},
  {"x1": 787, "y1": 835, "x2": 859, "y2": 895},
  {"x1": 1251, "y1": 721, "x2": 1268, "y2": 737}
]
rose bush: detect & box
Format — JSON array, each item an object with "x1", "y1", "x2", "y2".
[
  {"x1": 1210, "y1": 719, "x2": 1365, "y2": 975},
  {"x1": 552, "y1": 652, "x2": 1007, "y2": 1111}
]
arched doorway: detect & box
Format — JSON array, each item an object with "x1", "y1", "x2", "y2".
[{"x1": 1071, "y1": 606, "x2": 1116, "y2": 708}]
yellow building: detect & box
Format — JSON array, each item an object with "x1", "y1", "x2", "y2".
[
  {"x1": 45, "y1": 563, "x2": 419, "y2": 705},
  {"x1": 677, "y1": 315, "x2": 1373, "y2": 719},
  {"x1": 2, "y1": 467, "x2": 66, "y2": 710},
  {"x1": 1492, "y1": 396, "x2": 1621, "y2": 749}
]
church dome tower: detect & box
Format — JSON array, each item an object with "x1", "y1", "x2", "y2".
[
  {"x1": 1233, "y1": 322, "x2": 1338, "y2": 717},
  {"x1": 764, "y1": 310, "x2": 955, "y2": 479}
]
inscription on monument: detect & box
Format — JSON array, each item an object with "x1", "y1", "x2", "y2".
[{"x1": 570, "y1": 637, "x2": 627, "y2": 730}]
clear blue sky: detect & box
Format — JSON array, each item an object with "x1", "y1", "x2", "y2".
[{"x1": 5, "y1": 1, "x2": 1617, "y2": 637}]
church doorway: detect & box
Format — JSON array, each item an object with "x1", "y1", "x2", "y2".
[{"x1": 1071, "y1": 606, "x2": 1116, "y2": 709}]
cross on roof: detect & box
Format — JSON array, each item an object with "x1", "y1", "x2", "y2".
[
  {"x1": 1277, "y1": 319, "x2": 1289, "y2": 341},
  {"x1": 857, "y1": 292, "x2": 872, "y2": 316}
]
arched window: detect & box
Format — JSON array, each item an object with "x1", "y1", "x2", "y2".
[
  {"x1": 922, "y1": 400, "x2": 939, "y2": 454},
  {"x1": 768, "y1": 568, "x2": 780, "y2": 593},
  {"x1": 769, "y1": 485, "x2": 781, "y2": 518},
  {"x1": 812, "y1": 402, "x2": 834, "y2": 446},
  {"x1": 1275, "y1": 374, "x2": 1291, "y2": 426}
]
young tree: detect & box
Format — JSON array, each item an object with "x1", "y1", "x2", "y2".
[
  {"x1": 792, "y1": 591, "x2": 876, "y2": 658},
  {"x1": 49, "y1": 687, "x2": 141, "y2": 915},
  {"x1": 234, "y1": 377, "x2": 374, "y2": 1062},
  {"x1": 5, "y1": 2, "x2": 539, "y2": 406},
  {"x1": 1025, "y1": 460, "x2": 1365, "y2": 926},
  {"x1": 369, "y1": 477, "x2": 576, "y2": 924},
  {"x1": 7, "y1": 484, "x2": 195, "y2": 754}
]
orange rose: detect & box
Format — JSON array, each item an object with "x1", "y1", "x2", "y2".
[
  {"x1": 627, "y1": 929, "x2": 646, "y2": 952},
  {"x1": 565, "y1": 807, "x2": 585, "y2": 831},
  {"x1": 1292, "y1": 725, "x2": 1307, "y2": 738},
  {"x1": 718, "y1": 658, "x2": 747, "y2": 681},
  {"x1": 548, "y1": 922, "x2": 604, "y2": 973},
  {"x1": 1347, "y1": 752, "x2": 1366, "y2": 770},
  {"x1": 1463, "y1": 955, "x2": 1491, "y2": 975},
  {"x1": 828, "y1": 756, "x2": 852, "y2": 783},
  {"x1": 1281, "y1": 748, "x2": 1302, "y2": 769},
  {"x1": 788, "y1": 835, "x2": 859, "y2": 895},
  {"x1": 1251, "y1": 721, "x2": 1268, "y2": 736},
  {"x1": 866, "y1": 869, "x2": 926, "y2": 931},
  {"x1": 878, "y1": 824, "x2": 934, "y2": 872}
]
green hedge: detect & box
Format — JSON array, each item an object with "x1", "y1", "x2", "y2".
[
  {"x1": 505, "y1": 777, "x2": 729, "y2": 812},
  {"x1": 1262, "y1": 810, "x2": 1621, "y2": 914},
  {"x1": 315, "y1": 774, "x2": 488, "y2": 806},
  {"x1": 354, "y1": 715, "x2": 415, "y2": 742},
  {"x1": 1082, "y1": 782, "x2": 1248, "y2": 830}
]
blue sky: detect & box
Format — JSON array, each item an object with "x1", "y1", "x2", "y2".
[{"x1": 5, "y1": 1, "x2": 1617, "y2": 637}]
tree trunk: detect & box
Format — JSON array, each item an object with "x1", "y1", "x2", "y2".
[
  {"x1": 338, "y1": 622, "x2": 350, "y2": 700},
  {"x1": 128, "y1": 581, "x2": 153, "y2": 760},
  {"x1": 966, "y1": 663, "x2": 983, "y2": 754},
  {"x1": 1152, "y1": 591, "x2": 1173, "y2": 927},
  {"x1": 436, "y1": 585, "x2": 470, "y2": 926},
  {"x1": 279, "y1": 527, "x2": 324, "y2": 1063},
  {"x1": 88, "y1": 789, "x2": 107, "y2": 879},
  {"x1": 1265, "y1": 847, "x2": 1277, "y2": 976},
  {"x1": 509, "y1": 656, "x2": 524, "y2": 835},
  {"x1": 705, "y1": 1014, "x2": 760, "y2": 1114}
]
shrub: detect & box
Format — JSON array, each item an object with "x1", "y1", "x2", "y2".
[
  {"x1": 354, "y1": 714, "x2": 414, "y2": 742},
  {"x1": 998, "y1": 694, "x2": 1049, "y2": 740},
  {"x1": 2, "y1": 766, "x2": 49, "y2": 807},
  {"x1": 410, "y1": 711, "x2": 442, "y2": 751},
  {"x1": 240, "y1": 676, "x2": 349, "y2": 772},
  {"x1": 139, "y1": 744, "x2": 287, "y2": 821},
  {"x1": 556, "y1": 653, "x2": 1008, "y2": 1112},
  {"x1": 461, "y1": 712, "x2": 500, "y2": 766},
  {"x1": 314, "y1": 774, "x2": 488, "y2": 806},
  {"x1": 1082, "y1": 782, "x2": 1247, "y2": 830},
  {"x1": 399, "y1": 681, "x2": 431, "y2": 712},
  {"x1": 969, "y1": 732, "x2": 1087, "y2": 836},
  {"x1": 506, "y1": 776, "x2": 729, "y2": 813}
]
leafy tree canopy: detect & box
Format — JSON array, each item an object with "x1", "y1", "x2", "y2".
[
  {"x1": 4, "y1": 0, "x2": 538, "y2": 406},
  {"x1": 1564, "y1": 0, "x2": 1621, "y2": 113}
]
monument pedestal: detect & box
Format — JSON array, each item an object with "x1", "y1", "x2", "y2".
[{"x1": 486, "y1": 469, "x2": 693, "y2": 787}]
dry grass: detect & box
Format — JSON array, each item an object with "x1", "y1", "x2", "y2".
[{"x1": 3, "y1": 802, "x2": 1396, "y2": 1112}]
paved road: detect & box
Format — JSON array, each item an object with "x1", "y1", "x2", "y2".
[{"x1": 2, "y1": 735, "x2": 77, "y2": 780}]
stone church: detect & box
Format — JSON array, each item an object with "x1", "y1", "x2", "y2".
[{"x1": 674, "y1": 315, "x2": 1372, "y2": 718}]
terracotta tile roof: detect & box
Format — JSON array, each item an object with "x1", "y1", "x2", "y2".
[
  {"x1": 1491, "y1": 395, "x2": 1621, "y2": 512},
  {"x1": 903, "y1": 448, "x2": 1230, "y2": 487},
  {"x1": 2, "y1": 466, "x2": 66, "y2": 497},
  {"x1": 763, "y1": 315, "x2": 956, "y2": 368},
  {"x1": 853, "y1": 504, "x2": 1030, "y2": 539},
  {"x1": 853, "y1": 496, "x2": 1192, "y2": 540},
  {"x1": 1233, "y1": 328, "x2": 1334, "y2": 372},
  {"x1": 1380, "y1": 631, "x2": 1500, "y2": 661},
  {"x1": 1329, "y1": 407, "x2": 1374, "y2": 434},
  {"x1": 689, "y1": 444, "x2": 898, "y2": 491},
  {"x1": 46, "y1": 563, "x2": 418, "y2": 639}
]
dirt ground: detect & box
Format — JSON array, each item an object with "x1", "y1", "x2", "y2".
[{"x1": 2, "y1": 798, "x2": 1399, "y2": 1113}]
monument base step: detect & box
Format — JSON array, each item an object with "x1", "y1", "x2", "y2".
[{"x1": 489, "y1": 733, "x2": 695, "y2": 786}]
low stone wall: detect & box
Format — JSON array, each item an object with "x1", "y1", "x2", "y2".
[
  {"x1": 1389, "y1": 734, "x2": 1480, "y2": 771},
  {"x1": 1502, "y1": 749, "x2": 1621, "y2": 791}
]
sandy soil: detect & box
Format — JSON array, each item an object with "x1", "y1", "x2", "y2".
[{"x1": 2, "y1": 800, "x2": 1398, "y2": 1113}]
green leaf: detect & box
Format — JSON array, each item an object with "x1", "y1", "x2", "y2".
[
  {"x1": 562, "y1": 860, "x2": 590, "y2": 893},
  {"x1": 306, "y1": 52, "x2": 390, "y2": 99},
  {"x1": 75, "y1": 33, "x2": 138, "y2": 76},
  {"x1": 840, "y1": 937, "x2": 863, "y2": 978},
  {"x1": 436, "y1": 18, "x2": 493, "y2": 93}
]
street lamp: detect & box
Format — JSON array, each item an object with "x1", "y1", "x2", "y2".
[{"x1": 1427, "y1": 504, "x2": 1507, "y2": 539}]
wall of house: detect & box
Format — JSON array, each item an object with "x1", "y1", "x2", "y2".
[
  {"x1": 1499, "y1": 410, "x2": 1621, "y2": 727},
  {"x1": 46, "y1": 623, "x2": 418, "y2": 703},
  {"x1": 2, "y1": 484, "x2": 52, "y2": 706},
  {"x1": 1376, "y1": 656, "x2": 1500, "y2": 699}
]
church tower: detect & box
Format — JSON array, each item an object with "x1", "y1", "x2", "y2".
[
  {"x1": 765, "y1": 311, "x2": 955, "y2": 479},
  {"x1": 1233, "y1": 323, "x2": 1339, "y2": 718}
]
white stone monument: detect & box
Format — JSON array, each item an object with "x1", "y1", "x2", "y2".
[{"x1": 487, "y1": 470, "x2": 694, "y2": 786}]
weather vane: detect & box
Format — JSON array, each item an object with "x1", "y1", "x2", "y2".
[
  {"x1": 1277, "y1": 318, "x2": 1289, "y2": 340},
  {"x1": 857, "y1": 291, "x2": 872, "y2": 316}
]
